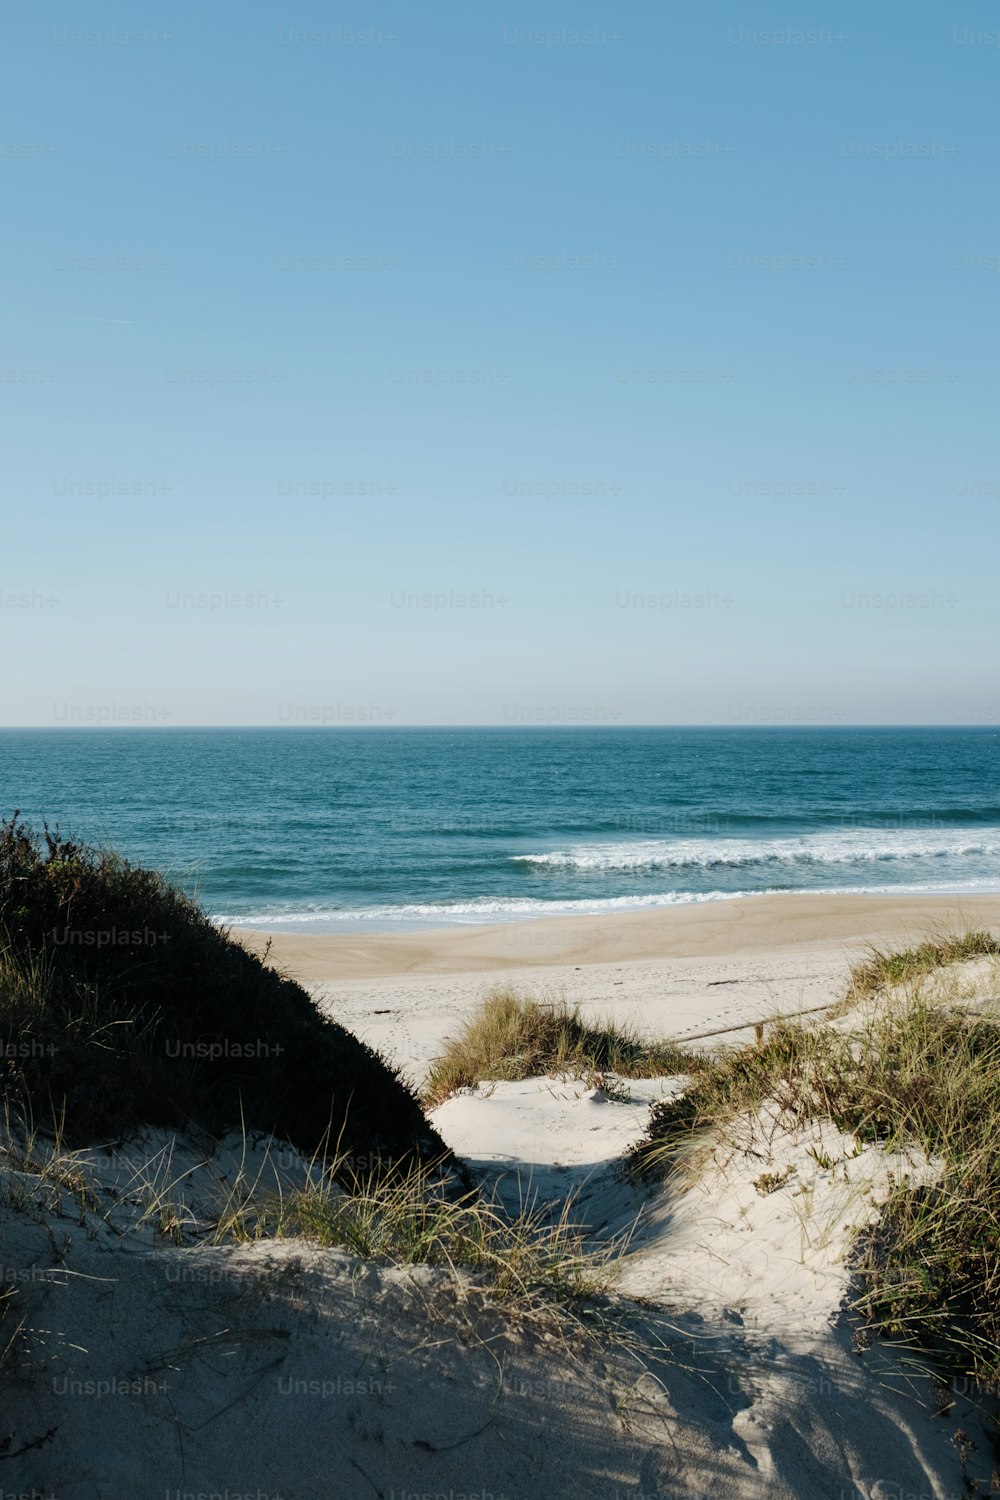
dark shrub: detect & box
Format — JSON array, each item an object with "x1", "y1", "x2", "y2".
[{"x1": 0, "y1": 816, "x2": 450, "y2": 1176}]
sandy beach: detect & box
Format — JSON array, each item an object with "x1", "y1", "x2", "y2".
[
  {"x1": 237, "y1": 890, "x2": 1000, "y2": 979},
  {"x1": 236, "y1": 890, "x2": 1000, "y2": 1084}
]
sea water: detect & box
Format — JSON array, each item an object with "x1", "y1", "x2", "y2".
[{"x1": 0, "y1": 727, "x2": 997, "y2": 930}]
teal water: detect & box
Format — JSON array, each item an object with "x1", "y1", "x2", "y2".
[{"x1": 1, "y1": 728, "x2": 998, "y2": 930}]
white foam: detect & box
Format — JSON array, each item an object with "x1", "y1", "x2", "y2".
[
  {"x1": 511, "y1": 826, "x2": 1000, "y2": 872},
  {"x1": 215, "y1": 888, "x2": 746, "y2": 928},
  {"x1": 215, "y1": 875, "x2": 1000, "y2": 931}
]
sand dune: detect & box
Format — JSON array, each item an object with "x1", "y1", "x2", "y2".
[{"x1": 5, "y1": 896, "x2": 999, "y2": 1497}]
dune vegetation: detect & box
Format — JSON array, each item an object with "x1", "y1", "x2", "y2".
[
  {"x1": 0, "y1": 815, "x2": 447, "y2": 1176},
  {"x1": 842, "y1": 927, "x2": 1000, "y2": 1003},
  {"x1": 423, "y1": 985, "x2": 699, "y2": 1107}
]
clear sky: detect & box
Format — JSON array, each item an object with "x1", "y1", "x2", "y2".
[{"x1": 3, "y1": 1, "x2": 998, "y2": 727}]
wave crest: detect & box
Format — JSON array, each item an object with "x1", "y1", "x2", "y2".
[{"x1": 511, "y1": 828, "x2": 1000, "y2": 873}]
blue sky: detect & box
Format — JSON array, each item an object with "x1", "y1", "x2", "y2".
[{"x1": 3, "y1": 1, "x2": 998, "y2": 726}]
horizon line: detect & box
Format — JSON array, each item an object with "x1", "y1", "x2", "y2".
[{"x1": 0, "y1": 723, "x2": 995, "y2": 733}]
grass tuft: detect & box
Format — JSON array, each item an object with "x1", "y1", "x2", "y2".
[
  {"x1": 223, "y1": 1148, "x2": 616, "y2": 1324},
  {"x1": 423, "y1": 986, "x2": 698, "y2": 1108},
  {"x1": 0, "y1": 1280, "x2": 20, "y2": 1371},
  {"x1": 846, "y1": 929, "x2": 1000, "y2": 1001}
]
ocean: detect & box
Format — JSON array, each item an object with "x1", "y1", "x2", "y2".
[{"x1": 1, "y1": 727, "x2": 998, "y2": 931}]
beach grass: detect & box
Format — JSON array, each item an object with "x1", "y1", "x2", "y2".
[
  {"x1": 634, "y1": 936, "x2": 1000, "y2": 1387},
  {"x1": 842, "y1": 927, "x2": 1000, "y2": 1004},
  {"x1": 423, "y1": 985, "x2": 699, "y2": 1108},
  {"x1": 218, "y1": 1144, "x2": 618, "y2": 1329},
  {"x1": 0, "y1": 1115, "x2": 623, "y2": 1344},
  {"x1": 0, "y1": 1280, "x2": 19, "y2": 1368}
]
